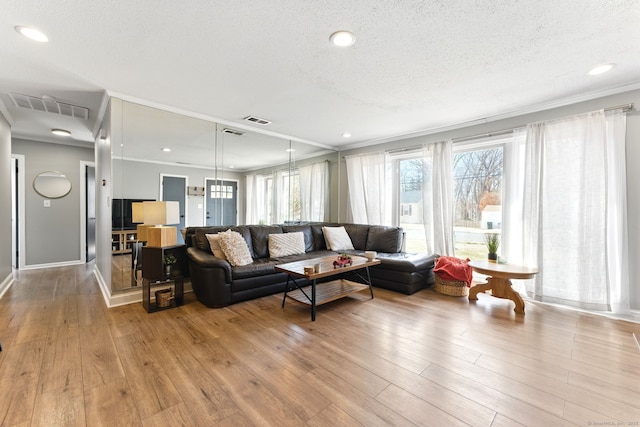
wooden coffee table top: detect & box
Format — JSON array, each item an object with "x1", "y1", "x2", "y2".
[
  {"x1": 468, "y1": 260, "x2": 538, "y2": 280},
  {"x1": 276, "y1": 255, "x2": 380, "y2": 280}
]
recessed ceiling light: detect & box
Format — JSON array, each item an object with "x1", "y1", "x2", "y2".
[
  {"x1": 162, "y1": 148, "x2": 171, "y2": 152},
  {"x1": 330, "y1": 30, "x2": 356, "y2": 47},
  {"x1": 285, "y1": 148, "x2": 296, "y2": 152},
  {"x1": 342, "y1": 133, "x2": 352, "y2": 138},
  {"x1": 15, "y1": 26, "x2": 49, "y2": 42},
  {"x1": 229, "y1": 165, "x2": 235, "y2": 169},
  {"x1": 588, "y1": 63, "x2": 616, "y2": 76},
  {"x1": 51, "y1": 128, "x2": 71, "y2": 137}
]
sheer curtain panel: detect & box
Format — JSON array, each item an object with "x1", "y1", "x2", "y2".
[
  {"x1": 422, "y1": 141, "x2": 454, "y2": 255},
  {"x1": 516, "y1": 109, "x2": 629, "y2": 313},
  {"x1": 299, "y1": 161, "x2": 328, "y2": 222},
  {"x1": 345, "y1": 152, "x2": 391, "y2": 225}
]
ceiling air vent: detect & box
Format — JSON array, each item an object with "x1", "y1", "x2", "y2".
[
  {"x1": 10, "y1": 93, "x2": 89, "y2": 120},
  {"x1": 243, "y1": 115, "x2": 271, "y2": 126},
  {"x1": 221, "y1": 128, "x2": 244, "y2": 136}
]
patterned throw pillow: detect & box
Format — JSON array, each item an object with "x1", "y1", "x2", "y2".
[
  {"x1": 322, "y1": 226, "x2": 355, "y2": 251},
  {"x1": 268, "y1": 232, "x2": 306, "y2": 257},
  {"x1": 217, "y1": 230, "x2": 253, "y2": 266},
  {"x1": 205, "y1": 233, "x2": 228, "y2": 260}
]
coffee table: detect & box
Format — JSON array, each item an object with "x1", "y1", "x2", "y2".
[
  {"x1": 468, "y1": 260, "x2": 538, "y2": 313},
  {"x1": 276, "y1": 255, "x2": 380, "y2": 321}
]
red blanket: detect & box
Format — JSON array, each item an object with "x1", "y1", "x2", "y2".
[{"x1": 434, "y1": 256, "x2": 473, "y2": 286}]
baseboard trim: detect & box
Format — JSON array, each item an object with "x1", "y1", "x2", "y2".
[
  {"x1": 94, "y1": 266, "x2": 193, "y2": 308},
  {"x1": 0, "y1": 271, "x2": 14, "y2": 300},
  {"x1": 21, "y1": 260, "x2": 84, "y2": 270}
]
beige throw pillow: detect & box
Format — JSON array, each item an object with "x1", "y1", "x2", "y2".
[
  {"x1": 322, "y1": 226, "x2": 355, "y2": 251},
  {"x1": 217, "y1": 230, "x2": 253, "y2": 266},
  {"x1": 268, "y1": 232, "x2": 306, "y2": 257},
  {"x1": 205, "y1": 233, "x2": 227, "y2": 260}
]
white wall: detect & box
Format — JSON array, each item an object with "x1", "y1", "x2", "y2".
[
  {"x1": 335, "y1": 89, "x2": 640, "y2": 310},
  {"x1": 95, "y1": 98, "x2": 115, "y2": 296},
  {"x1": 0, "y1": 112, "x2": 12, "y2": 289}
]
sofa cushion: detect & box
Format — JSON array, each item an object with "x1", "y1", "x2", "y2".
[
  {"x1": 194, "y1": 226, "x2": 253, "y2": 257},
  {"x1": 311, "y1": 223, "x2": 338, "y2": 250},
  {"x1": 342, "y1": 224, "x2": 370, "y2": 250},
  {"x1": 273, "y1": 250, "x2": 336, "y2": 264},
  {"x1": 282, "y1": 225, "x2": 314, "y2": 252},
  {"x1": 218, "y1": 230, "x2": 253, "y2": 267},
  {"x1": 374, "y1": 252, "x2": 436, "y2": 272},
  {"x1": 195, "y1": 227, "x2": 225, "y2": 251},
  {"x1": 268, "y1": 232, "x2": 306, "y2": 257},
  {"x1": 231, "y1": 258, "x2": 279, "y2": 280},
  {"x1": 250, "y1": 225, "x2": 283, "y2": 259},
  {"x1": 205, "y1": 233, "x2": 227, "y2": 260},
  {"x1": 366, "y1": 225, "x2": 403, "y2": 253},
  {"x1": 322, "y1": 226, "x2": 355, "y2": 251}
]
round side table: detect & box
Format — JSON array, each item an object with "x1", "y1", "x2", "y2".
[{"x1": 468, "y1": 260, "x2": 538, "y2": 313}]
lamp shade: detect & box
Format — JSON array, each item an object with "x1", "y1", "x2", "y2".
[
  {"x1": 131, "y1": 202, "x2": 145, "y2": 223},
  {"x1": 142, "y1": 201, "x2": 180, "y2": 225}
]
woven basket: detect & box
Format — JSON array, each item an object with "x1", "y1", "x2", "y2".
[
  {"x1": 434, "y1": 275, "x2": 469, "y2": 297},
  {"x1": 155, "y1": 289, "x2": 173, "y2": 307}
]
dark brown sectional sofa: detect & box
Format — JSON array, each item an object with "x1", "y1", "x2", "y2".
[{"x1": 185, "y1": 222, "x2": 436, "y2": 308}]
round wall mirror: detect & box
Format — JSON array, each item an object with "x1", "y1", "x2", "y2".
[{"x1": 33, "y1": 171, "x2": 72, "y2": 198}]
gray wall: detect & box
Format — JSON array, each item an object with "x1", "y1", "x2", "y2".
[
  {"x1": 0, "y1": 112, "x2": 11, "y2": 282},
  {"x1": 113, "y1": 159, "x2": 243, "y2": 227},
  {"x1": 12, "y1": 139, "x2": 94, "y2": 266},
  {"x1": 335, "y1": 89, "x2": 640, "y2": 310}
]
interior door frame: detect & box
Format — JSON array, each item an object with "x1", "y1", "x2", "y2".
[
  {"x1": 80, "y1": 161, "x2": 95, "y2": 263},
  {"x1": 203, "y1": 177, "x2": 239, "y2": 226},
  {"x1": 11, "y1": 154, "x2": 25, "y2": 270}
]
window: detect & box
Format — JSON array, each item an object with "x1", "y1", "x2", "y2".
[
  {"x1": 452, "y1": 144, "x2": 504, "y2": 259},
  {"x1": 247, "y1": 170, "x2": 301, "y2": 225},
  {"x1": 210, "y1": 184, "x2": 233, "y2": 199},
  {"x1": 397, "y1": 156, "x2": 427, "y2": 252}
]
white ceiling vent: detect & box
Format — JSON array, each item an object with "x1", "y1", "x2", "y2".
[
  {"x1": 243, "y1": 115, "x2": 271, "y2": 126},
  {"x1": 10, "y1": 93, "x2": 89, "y2": 120},
  {"x1": 221, "y1": 128, "x2": 244, "y2": 136}
]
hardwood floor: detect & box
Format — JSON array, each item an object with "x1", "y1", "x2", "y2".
[{"x1": 1, "y1": 264, "x2": 638, "y2": 426}]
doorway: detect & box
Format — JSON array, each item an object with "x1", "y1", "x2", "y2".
[
  {"x1": 11, "y1": 154, "x2": 25, "y2": 270},
  {"x1": 205, "y1": 179, "x2": 238, "y2": 226},
  {"x1": 161, "y1": 174, "x2": 187, "y2": 244}
]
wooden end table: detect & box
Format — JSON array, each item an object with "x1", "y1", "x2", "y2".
[
  {"x1": 468, "y1": 260, "x2": 538, "y2": 314},
  {"x1": 276, "y1": 255, "x2": 380, "y2": 321}
]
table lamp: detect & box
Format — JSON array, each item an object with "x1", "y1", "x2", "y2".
[
  {"x1": 139, "y1": 201, "x2": 180, "y2": 247},
  {"x1": 131, "y1": 202, "x2": 151, "y2": 241}
]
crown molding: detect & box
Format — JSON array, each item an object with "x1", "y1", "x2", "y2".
[{"x1": 339, "y1": 81, "x2": 640, "y2": 151}]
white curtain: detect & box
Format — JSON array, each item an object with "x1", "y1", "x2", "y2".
[
  {"x1": 299, "y1": 161, "x2": 328, "y2": 222},
  {"x1": 245, "y1": 174, "x2": 259, "y2": 224},
  {"x1": 511, "y1": 109, "x2": 629, "y2": 313},
  {"x1": 273, "y1": 170, "x2": 290, "y2": 224},
  {"x1": 245, "y1": 173, "x2": 268, "y2": 224},
  {"x1": 345, "y1": 152, "x2": 391, "y2": 225},
  {"x1": 422, "y1": 141, "x2": 454, "y2": 255}
]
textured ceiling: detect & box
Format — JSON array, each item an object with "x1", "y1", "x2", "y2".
[{"x1": 1, "y1": 0, "x2": 639, "y2": 155}]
